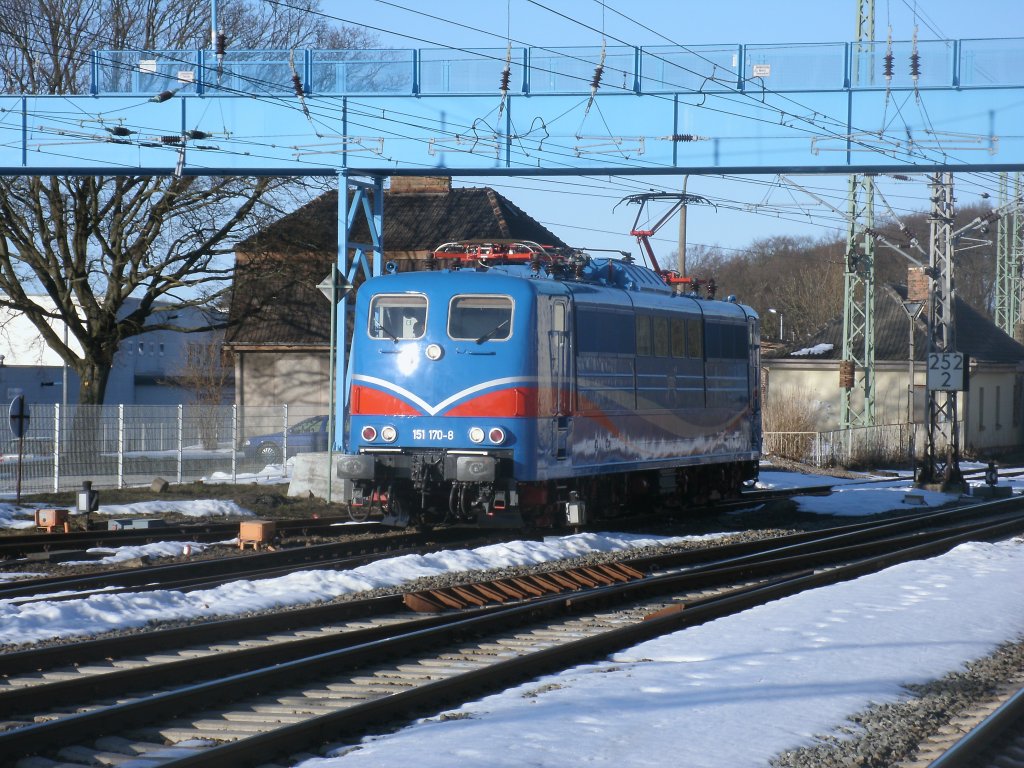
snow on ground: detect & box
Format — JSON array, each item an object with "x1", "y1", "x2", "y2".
[
  {"x1": 0, "y1": 531, "x2": 723, "y2": 645},
  {"x1": 204, "y1": 464, "x2": 291, "y2": 485},
  {"x1": 94, "y1": 499, "x2": 255, "y2": 519},
  {"x1": 59, "y1": 539, "x2": 231, "y2": 567},
  {"x1": 0, "y1": 502, "x2": 41, "y2": 530},
  {"x1": 1, "y1": 469, "x2": 1023, "y2": 766},
  {"x1": 757, "y1": 468, "x2": 963, "y2": 516},
  {"x1": 300, "y1": 538, "x2": 1024, "y2": 768}
]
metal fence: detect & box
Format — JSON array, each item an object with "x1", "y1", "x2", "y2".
[
  {"x1": 1, "y1": 404, "x2": 965, "y2": 495},
  {"x1": 763, "y1": 422, "x2": 963, "y2": 469},
  {"x1": 0, "y1": 404, "x2": 326, "y2": 496}
]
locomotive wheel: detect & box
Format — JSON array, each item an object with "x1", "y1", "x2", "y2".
[{"x1": 382, "y1": 495, "x2": 410, "y2": 528}]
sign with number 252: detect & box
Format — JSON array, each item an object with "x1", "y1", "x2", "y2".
[{"x1": 926, "y1": 352, "x2": 965, "y2": 391}]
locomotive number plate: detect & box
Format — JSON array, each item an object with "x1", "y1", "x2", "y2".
[{"x1": 412, "y1": 429, "x2": 455, "y2": 440}]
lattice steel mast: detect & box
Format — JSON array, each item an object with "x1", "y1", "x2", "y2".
[
  {"x1": 840, "y1": 0, "x2": 877, "y2": 429},
  {"x1": 995, "y1": 172, "x2": 1024, "y2": 341},
  {"x1": 919, "y1": 172, "x2": 963, "y2": 488}
]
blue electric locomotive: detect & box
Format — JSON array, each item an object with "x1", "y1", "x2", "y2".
[{"x1": 336, "y1": 241, "x2": 761, "y2": 527}]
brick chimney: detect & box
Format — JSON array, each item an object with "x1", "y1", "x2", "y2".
[{"x1": 388, "y1": 176, "x2": 452, "y2": 194}]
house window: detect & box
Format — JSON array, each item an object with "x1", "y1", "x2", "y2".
[
  {"x1": 138, "y1": 342, "x2": 144, "y2": 354},
  {"x1": 978, "y1": 387, "x2": 985, "y2": 431}
]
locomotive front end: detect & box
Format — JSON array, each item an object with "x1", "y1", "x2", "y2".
[{"x1": 337, "y1": 269, "x2": 537, "y2": 527}]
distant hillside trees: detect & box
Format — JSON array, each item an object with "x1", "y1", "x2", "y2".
[{"x1": 678, "y1": 201, "x2": 997, "y2": 344}]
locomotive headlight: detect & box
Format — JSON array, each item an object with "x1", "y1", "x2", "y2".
[
  {"x1": 360, "y1": 425, "x2": 377, "y2": 442},
  {"x1": 488, "y1": 427, "x2": 506, "y2": 445},
  {"x1": 380, "y1": 425, "x2": 398, "y2": 443},
  {"x1": 468, "y1": 426, "x2": 485, "y2": 444},
  {"x1": 425, "y1": 343, "x2": 443, "y2": 361}
]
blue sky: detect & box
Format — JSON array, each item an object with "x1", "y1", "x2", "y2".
[{"x1": 317, "y1": 0, "x2": 1021, "y2": 264}]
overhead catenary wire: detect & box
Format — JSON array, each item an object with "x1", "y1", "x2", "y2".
[{"x1": 0, "y1": 0, "x2": 1006, "y2": 253}]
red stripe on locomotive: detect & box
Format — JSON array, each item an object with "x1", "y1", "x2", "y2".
[
  {"x1": 350, "y1": 385, "x2": 420, "y2": 416},
  {"x1": 445, "y1": 387, "x2": 538, "y2": 417}
]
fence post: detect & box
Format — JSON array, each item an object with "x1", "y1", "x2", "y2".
[
  {"x1": 231, "y1": 404, "x2": 238, "y2": 483},
  {"x1": 177, "y1": 404, "x2": 183, "y2": 484},
  {"x1": 117, "y1": 404, "x2": 125, "y2": 489},
  {"x1": 282, "y1": 403, "x2": 289, "y2": 476},
  {"x1": 53, "y1": 403, "x2": 60, "y2": 493}
]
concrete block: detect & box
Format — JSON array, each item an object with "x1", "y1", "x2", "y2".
[{"x1": 288, "y1": 453, "x2": 352, "y2": 503}]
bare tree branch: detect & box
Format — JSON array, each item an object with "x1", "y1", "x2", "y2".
[{"x1": 0, "y1": 0, "x2": 376, "y2": 403}]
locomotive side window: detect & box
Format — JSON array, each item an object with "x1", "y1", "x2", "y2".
[
  {"x1": 686, "y1": 318, "x2": 703, "y2": 359},
  {"x1": 368, "y1": 294, "x2": 427, "y2": 340},
  {"x1": 652, "y1": 316, "x2": 669, "y2": 357},
  {"x1": 635, "y1": 315, "x2": 652, "y2": 356},
  {"x1": 449, "y1": 295, "x2": 513, "y2": 342},
  {"x1": 671, "y1": 318, "x2": 686, "y2": 358},
  {"x1": 577, "y1": 309, "x2": 634, "y2": 354}
]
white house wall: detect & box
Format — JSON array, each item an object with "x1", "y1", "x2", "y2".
[
  {"x1": 0, "y1": 297, "x2": 225, "y2": 406},
  {"x1": 763, "y1": 360, "x2": 1024, "y2": 457}
]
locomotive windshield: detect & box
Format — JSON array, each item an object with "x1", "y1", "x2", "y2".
[
  {"x1": 368, "y1": 294, "x2": 427, "y2": 340},
  {"x1": 448, "y1": 295, "x2": 513, "y2": 343}
]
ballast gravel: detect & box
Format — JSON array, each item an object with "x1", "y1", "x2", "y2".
[{"x1": 770, "y1": 637, "x2": 1024, "y2": 768}]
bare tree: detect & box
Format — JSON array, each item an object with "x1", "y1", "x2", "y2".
[
  {"x1": 0, "y1": 0, "x2": 375, "y2": 405},
  {"x1": 174, "y1": 339, "x2": 233, "y2": 449},
  {"x1": 706, "y1": 234, "x2": 846, "y2": 342}
]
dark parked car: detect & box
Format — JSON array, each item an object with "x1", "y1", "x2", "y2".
[{"x1": 241, "y1": 415, "x2": 329, "y2": 464}]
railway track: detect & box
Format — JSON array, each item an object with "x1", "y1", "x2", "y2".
[
  {"x1": 2, "y1": 498, "x2": 1023, "y2": 767},
  {"x1": 0, "y1": 528, "x2": 518, "y2": 604},
  {"x1": 0, "y1": 480, "x2": 836, "y2": 605},
  {"x1": 0, "y1": 516, "x2": 365, "y2": 559},
  {"x1": 902, "y1": 683, "x2": 1024, "y2": 767}
]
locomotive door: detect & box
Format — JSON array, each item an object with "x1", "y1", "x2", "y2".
[
  {"x1": 550, "y1": 299, "x2": 573, "y2": 460},
  {"x1": 748, "y1": 314, "x2": 762, "y2": 447}
]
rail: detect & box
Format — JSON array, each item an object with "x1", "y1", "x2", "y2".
[{"x1": 2, "y1": 501, "x2": 1022, "y2": 766}]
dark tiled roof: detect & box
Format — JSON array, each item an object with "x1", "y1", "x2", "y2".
[
  {"x1": 235, "y1": 187, "x2": 566, "y2": 254},
  {"x1": 227, "y1": 187, "x2": 567, "y2": 346},
  {"x1": 770, "y1": 283, "x2": 1024, "y2": 365}
]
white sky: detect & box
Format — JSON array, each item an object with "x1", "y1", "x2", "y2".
[{"x1": 0, "y1": 467, "x2": 1021, "y2": 766}]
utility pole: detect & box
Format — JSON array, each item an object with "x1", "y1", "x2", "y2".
[
  {"x1": 677, "y1": 175, "x2": 688, "y2": 277},
  {"x1": 839, "y1": 0, "x2": 876, "y2": 431}
]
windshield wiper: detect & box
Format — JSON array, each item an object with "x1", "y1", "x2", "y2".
[
  {"x1": 374, "y1": 323, "x2": 399, "y2": 343},
  {"x1": 475, "y1": 318, "x2": 509, "y2": 344}
]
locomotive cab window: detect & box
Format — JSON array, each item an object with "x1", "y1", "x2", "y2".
[
  {"x1": 448, "y1": 295, "x2": 514, "y2": 342},
  {"x1": 368, "y1": 294, "x2": 427, "y2": 340}
]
